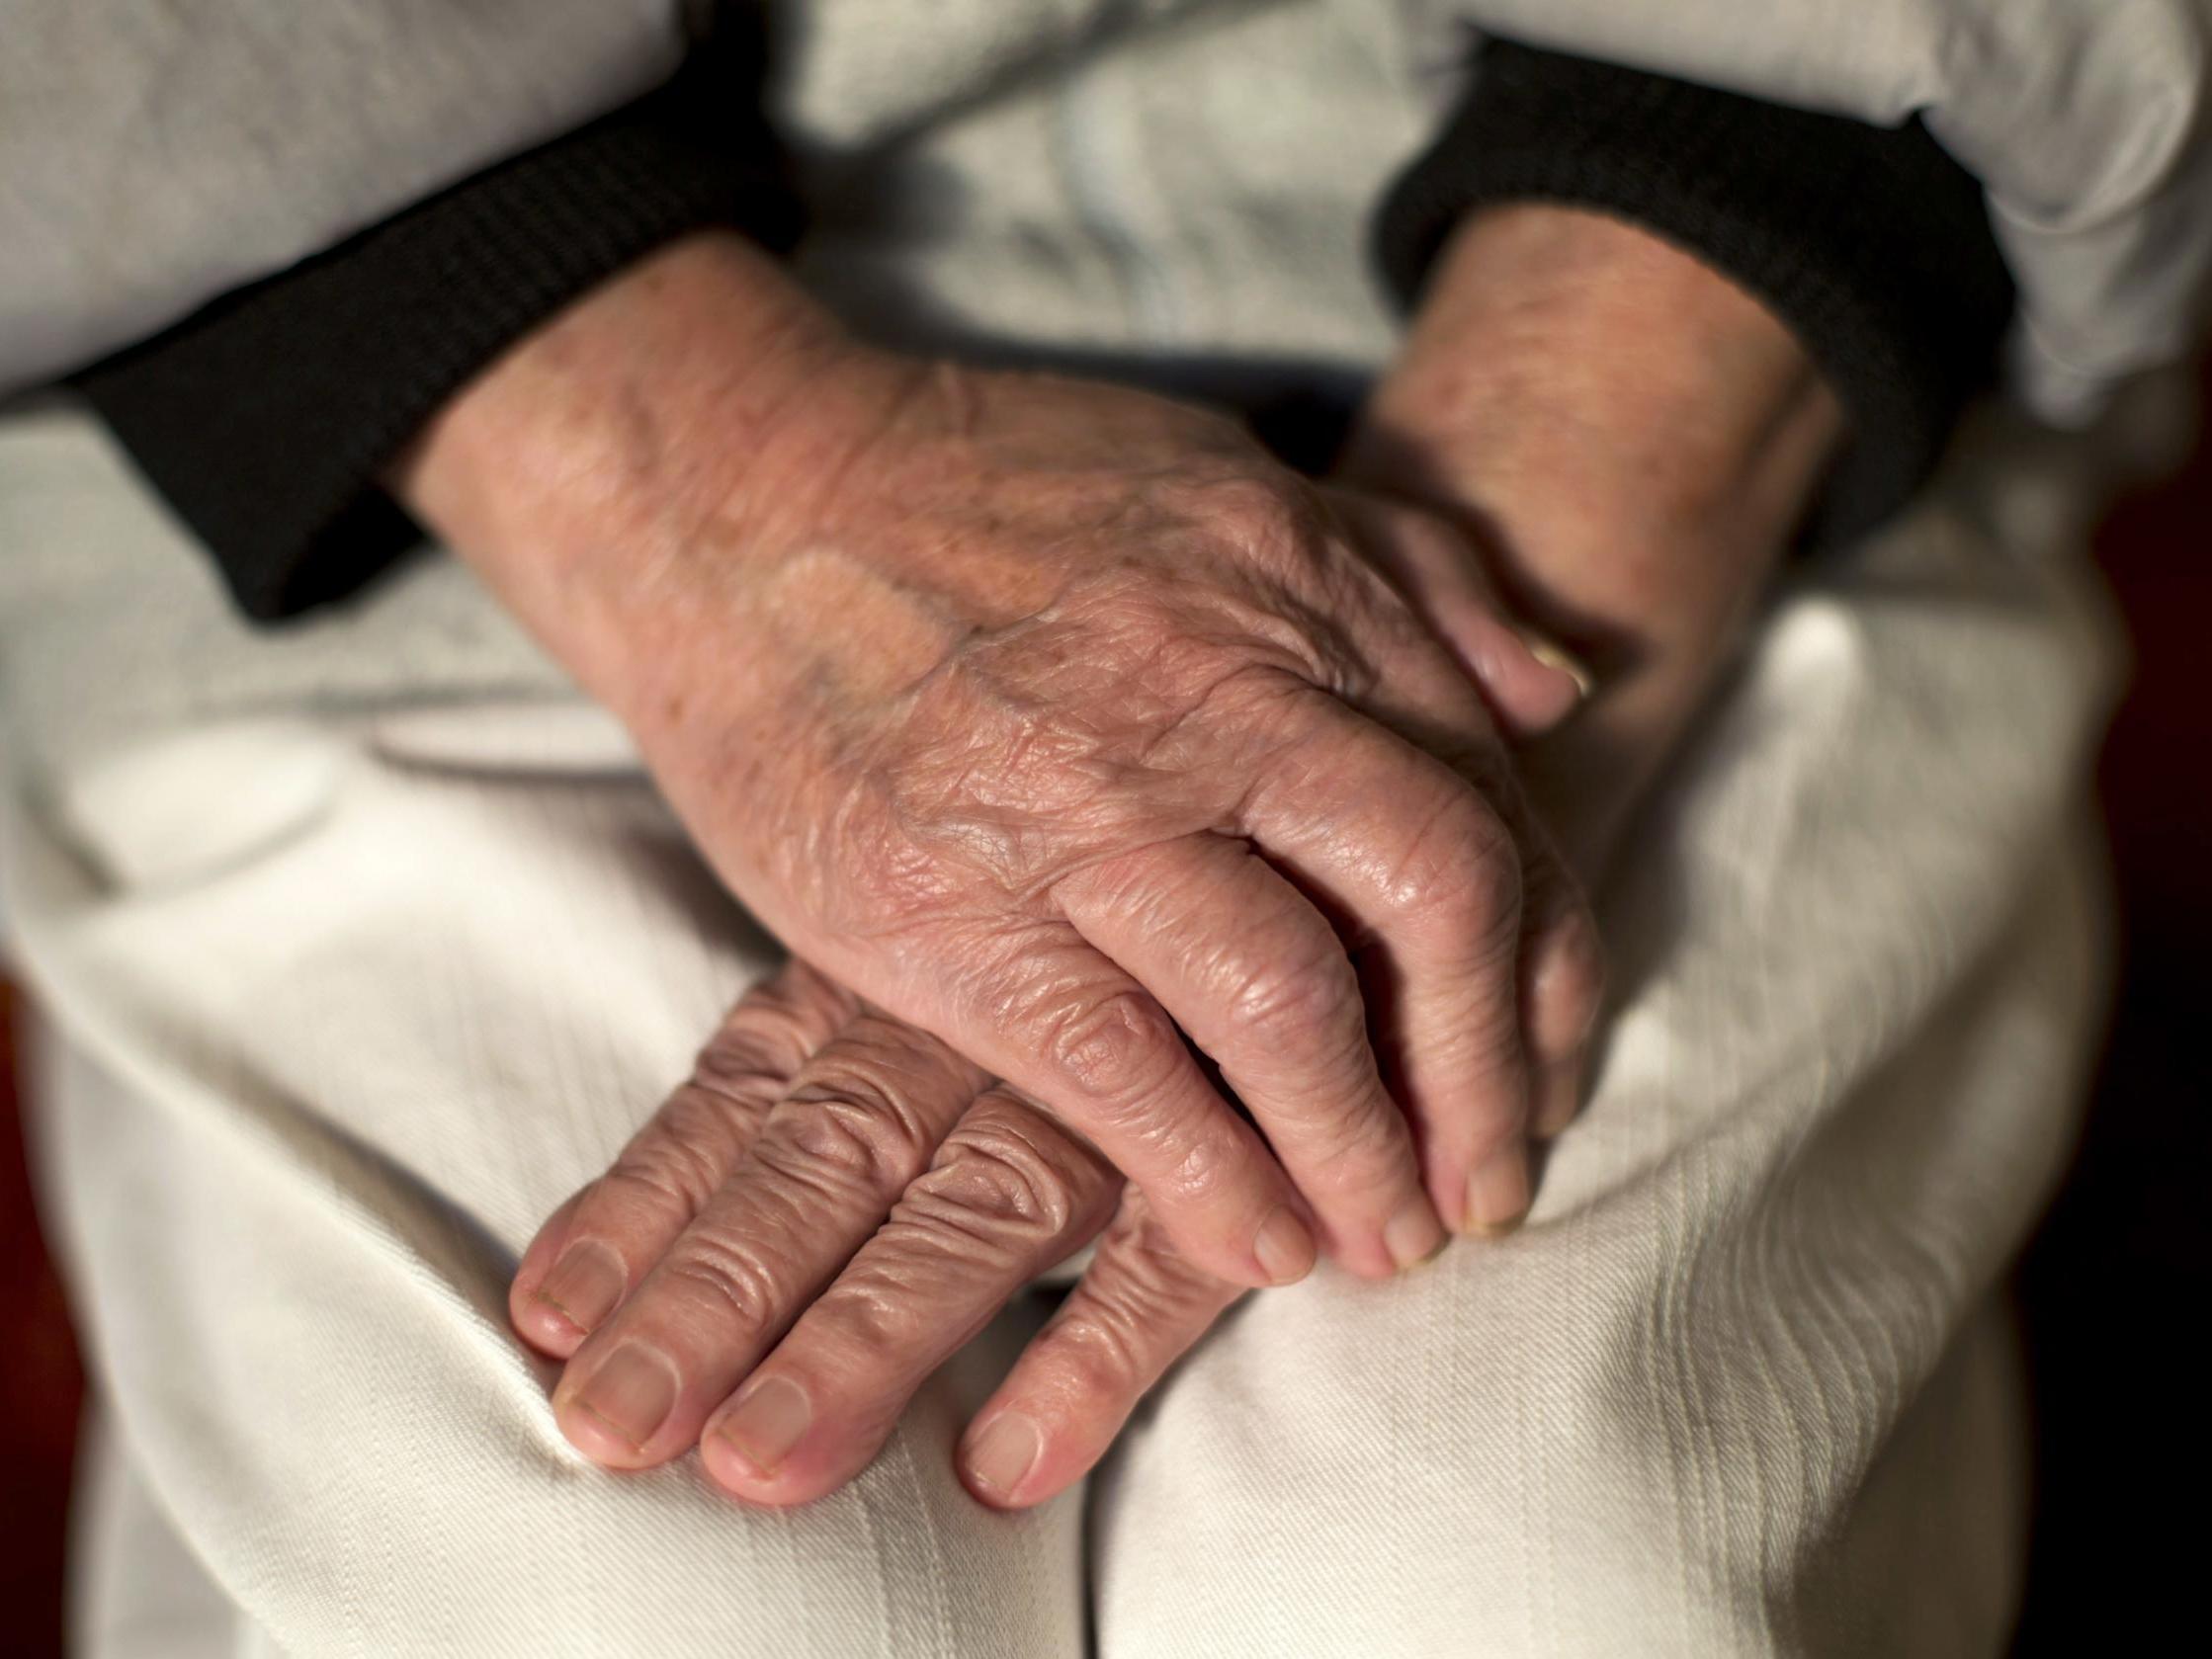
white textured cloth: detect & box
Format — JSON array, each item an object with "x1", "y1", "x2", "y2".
[
  {"x1": 0, "y1": 378, "x2": 2125, "y2": 1653},
  {"x1": 9, "y1": 0, "x2": 2211, "y2": 417}
]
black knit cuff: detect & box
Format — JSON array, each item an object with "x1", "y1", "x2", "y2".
[
  {"x1": 1376, "y1": 41, "x2": 2015, "y2": 544},
  {"x1": 75, "y1": 61, "x2": 803, "y2": 622}
]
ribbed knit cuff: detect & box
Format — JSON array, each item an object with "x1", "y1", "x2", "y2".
[
  {"x1": 76, "y1": 58, "x2": 803, "y2": 622},
  {"x1": 1376, "y1": 41, "x2": 2015, "y2": 544}
]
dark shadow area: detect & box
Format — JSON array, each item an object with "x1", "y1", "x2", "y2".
[
  {"x1": 2012, "y1": 355, "x2": 2212, "y2": 1651},
  {"x1": 0, "y1": 986, "x2": 81, "y2": 1659}
]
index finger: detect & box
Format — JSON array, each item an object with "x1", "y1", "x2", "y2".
[
  {"x1": 1239, "y1": 689, "x2": 1536, "y2": 1234},
  {"x1": 1055, "y1": 836, "x2": 1446, "y2": 1278}
]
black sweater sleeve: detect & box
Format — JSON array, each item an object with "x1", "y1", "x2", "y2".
[
  {"x1": 74, "y1": 43, "x2": 802, "y2": 622},
  {"x1": 82, "y1": 35, "x2": 2011, "y2": 622},
  {"x1": 1375, "y1": 40, "x2": 2016, "y2": 544}
]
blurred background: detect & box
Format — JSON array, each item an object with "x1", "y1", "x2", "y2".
[{"x1": 4, "y1": 360, "x2": 2206, "y2": 1654}]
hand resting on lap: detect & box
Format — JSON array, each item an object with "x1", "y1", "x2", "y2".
[
  {"x1": 438, "y1": 202, "x2": 1840, "y2": 1511},
  {"x1": 509, "y1": 508, "x2": 1586, "y2": 1505},
  {"x1": 513, "y1": 957, "x2": 1228, "y2": 1510},
  {"x1": 397, "y1": 237, "x2": 1602, "y2": 1295}
]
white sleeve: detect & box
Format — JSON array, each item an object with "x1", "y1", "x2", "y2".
[{"x1": 0, "y1": 0, "x2": 693, "y2": 393}]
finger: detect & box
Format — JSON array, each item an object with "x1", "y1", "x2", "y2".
[
  {"x1": 1376, "y1": 617, "x2": 1605, "y2": 1144},
  {"x1": 552, "y1": 1011, "x2": 986, "y2": 1468},
  {"x1": 959, "y1": 1185, "x2": 1241, "y2": 1509},
  {"x1": 1330, "y1": 489, "x2": 1589, "y2": 740},
  {"x1": 1507, "y1": 802, "x2": 1605, "y2": 1140},
  {"x1": 1057, "y1": 837, "x2": 1444, "y2": 1277},
  {"x1": 1240, "y1": 689, "x2": 1534, "y2": 1235},
  {"x1": 510, "y1": 959, "x2": 858, "y2": 1357},
  {"x1": 1331, "y1": 616, "x2": 1602, "y2": 1177},
  {"x1": 700, "y1": 1090, "x2": 1124, "y2": 1506},
  {"x1": 957, "y1": 928, "x2": 1320, "y2": 1292}
]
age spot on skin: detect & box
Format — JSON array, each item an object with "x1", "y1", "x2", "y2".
[{"x1": 754, "y1": 546, "x2": 967, "y2": 701}]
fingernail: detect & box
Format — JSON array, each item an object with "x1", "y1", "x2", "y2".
[
  {"x1": 716, "y1": 1375, "x2": 811, "y2": 1476},
  {"x1": 1384, "y1": 1199, "x2": 1449, "y2": 1271},
  {"x1": 963, "y1": 1413, "x2": 1042, "y2": 1503},
  {"x1": 573, "y1": 1345, "x2": 677, "y2": 1451},
  {"x1": 1253, "y1": 1207, "x2": 1318, "y2": 1286},
  {"x1": 1520, "y1": 632, "x2": 1594, "y2": 700},
  {"x1": 535, "y1": 1240, "x2": 627, "y2": 1335},
  {"x1": 1461, "y1": 1149, "x2": 1531, "y2": 1237}
]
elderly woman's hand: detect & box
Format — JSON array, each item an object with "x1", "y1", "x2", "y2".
[
  {"x1": 463, "y1": 197, "x2": 1847, "y2": 1509},
  {"x1": 504, "y1": 482, "x2": 1591, "y2": 1488},
  {"x1": 513, "y1": 957, "x2": 1232, "y2": 1509},
  {"x1": 399, "y1": 233, "x2": 1600, "y2": 1300}
]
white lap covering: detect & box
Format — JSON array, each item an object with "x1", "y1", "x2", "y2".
[{"x1": 0, "y1": 394, "x2": 2122, "y2": 1654}]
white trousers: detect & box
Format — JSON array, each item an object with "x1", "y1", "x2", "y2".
[{"x1": 4, "y1": 409, "x2": 2118, "y2": 1658}]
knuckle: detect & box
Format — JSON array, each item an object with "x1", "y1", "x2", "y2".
[
  {"x1": 765, "y1": 1075, "x2": 937, "y2": 1198},
  {"x1": 915, "y1": 1114, "x2": 1103, "y2": 1241},
  {"x1": 821, "y1": 1223, "x2": 1024, "y2": 1349},
  {"x1": 1170, "y1": 656, "x2": 1310, "y2": 733},
  {"x1": 1186, "y1": 471, "x2": 1316, "y2": 562},
  {"x1": 835, "y1": 1010, "x2": 966, "y2": 1082},
  {"x1": 1044, "y1": 1302, "x2": 1152, "y2": 1398},
  {"x1": 1399, "y1": 800, "x2": 1521, "y2": 954},
  {"x1": 1224, "y1": 943, "x2": 1359, "y2": 1051},
  {"x1": 658, "y1": 1080, "x2": 756, "y2": 1161},
  {"x1": 688, "y1": 1032, "x2": 797, "y2": 1111},
  {"x1": 601, "y1": 1120, "x2": 728, "y2": 1220},
  {"x1": 803, "y1": 1274, "x2": 926, "y2": 1362},
  {"x1": 736, "y1": 961, "x2": 857, "y2": 1042},
  {"x1": 1151, "y1": 1119, "x2": 1249, "y2": 1209},
  {"x1": 1106, "y1": 1201, "x2": 1224, "y2": 1298},
  {"x1": 1039, "y1": 989, "x2": 1183, "y2": 1107},
  {"x1": 1051, "y1": 1236, "x2": 1223, "y2": 1394},
  {"x1": 657, "y1": 1230, "x2": 783, "y2": 1340},
  {"x1": 761, "y1": 1109, "x2": 893, "y2": 1195}
]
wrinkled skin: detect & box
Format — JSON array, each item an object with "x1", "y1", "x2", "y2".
[
  {"x1": 405, "y1": 207, "x2": 1841, "y2": 1512},
  {"x1": 452, "y1": 308, "x2": 1604, "y2": 1300},
  {"x1": 511, "y1": 488, "x2": 1588, "y2": 1498},
  {"x1": 514, "y1": 957, "x2": 1227, "y2": 1509}
]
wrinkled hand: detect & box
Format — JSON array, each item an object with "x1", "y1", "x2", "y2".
[
  {"x1": 405, "y1": 236, "x2": 1601, "y2": 1288},
  {"x1": 515, "y1": 957, "x2": 1235, "y2": 1509},
  {"x1": 462, "y1": 202, "x2": 1846, "y2": 1514},
  {"x1": 513, "y1": 489, "x2": 1589, "y2": 1502},
  {"x1": 607, "y1": 360, "x2": 1603, "y2": 1277}
]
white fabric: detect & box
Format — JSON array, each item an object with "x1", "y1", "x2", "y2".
[
  {"x1": 0, "y1": 0, "x2": 690, "y2": 393},
  {"x1": 0, "y1": 383, "x2": 2122, "y2": 1654},
  {"x1": 8, "y1": 0, "x2": 2210, "y2": 412}
]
